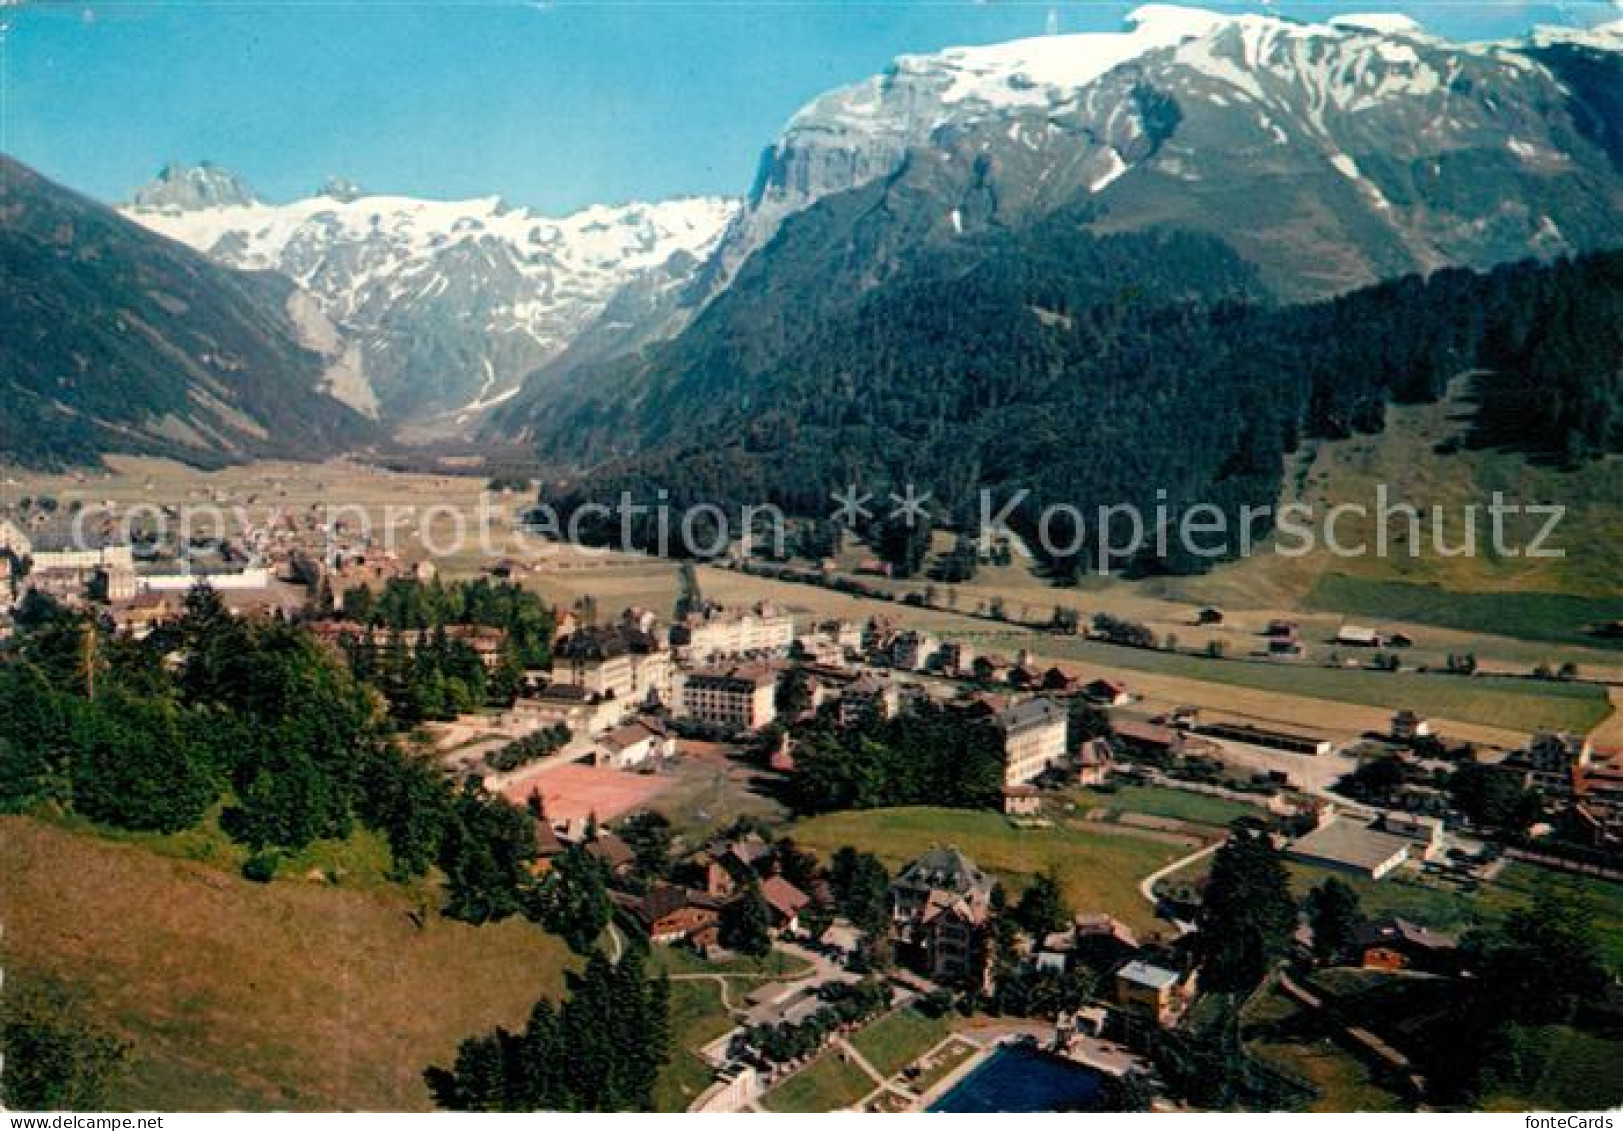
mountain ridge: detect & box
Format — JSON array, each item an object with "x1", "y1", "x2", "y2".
[
  {"x1": 120, "y1": 168, "x2": 740, "y2": 425},
  {"x1": 1, "y1": 157, "x2": 381, "y2": 469}
]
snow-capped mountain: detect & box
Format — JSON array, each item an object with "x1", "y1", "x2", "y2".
[
  {"x1": 122, "y1": 170, "x2": 739, "y2": 425},
  {"x1": 492, "y1": 3, "x2": 1623, "y2": 450},
  {"x1": 688, "y1": 4, "x2": 1623, "y2": 304}
]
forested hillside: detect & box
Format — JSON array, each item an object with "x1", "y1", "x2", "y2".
[
  {"x1": 537, "y1": 211, "x2": 1623, "y2": 576},
  {"x1": 0, "y1": 157, "x2": 378, "y2": 468}
]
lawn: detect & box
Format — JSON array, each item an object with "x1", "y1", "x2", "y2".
[
  {"x1": 905, "y1": 1036, "x2": 981, "y2": 1095},
  {"x1": 761, "y1": 1048, "x2": 878, "y2": 1112},
  {"x1": 988, "y1": 634, "x2": 1611, "y2": 734},
  {"x1": 653, "y1": 979, "x2": 735, "y2": 1113},
  {"x1": 1077, "y1": 783, "x2": 1259, "y2": 829},
  {"x1": 1290, "y1": 862, "x2": 1623, "y2": 970},
  {"x1": 1243, "y1": 986, "x2": 1406, "y2": 1113},
  {"x1": 848, "y1": 1008, "x2": 951, "y2": 1079},
  {"x1": 1306, "y1": 575, "x2": 1623, "y2": 652},
  {"x1": 1164, "y1": 852, "x2": 1623, "y2": 969},
  {"x1": 789, "y1": 806, "x2": 1185, "y2": 935},
  {"x1": 36, "y1": 802, "x2": 405, "y2": 892},
  {"x1": 1478, "y1": 1026, "x2": 1623, "y2": 1112},
  {"x1": 0, "y1": 816, "x2": 576, "y2": 1111},
  {"x1": 648, "y1": 944, "x2": 811, "y2": 981}
]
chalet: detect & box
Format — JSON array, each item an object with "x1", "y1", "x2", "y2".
[
  {"x1": 760, "y1": 876, "x2": 811, "y2": 934},
  {"x1": 721, "y1": 833, "x2": 774, "y2": 875},
  {"x1": 1084, "y1": 678, "x2": 1132, "y2": 706},
  {"x1": 1006, "y1": 663, "x2": 1044, "y2": 691},
  {"x1": 584, "y1": 833, "x2": 636, "y2": 875},
  {"x1": 1077, "y1": 738, "x2": 1114, "y2": 787},
  {"x1": 1002, "y1": 784, "x2": 1042, "y2": 817},
  {"x1": 891, "y1": 847, "x2": 996, "y2": 988},
  {"x1": 1352, "y1": 917, "x2": 1458, "y2": 974},
  {"x1": 1268, "y1": 637, "x2": 1307, "y2": 659},
  {"x1": 1072, "y1": 913, "x2": 1140, "y2": 972},
  {"x1": 1041, "y1": 666, "x2": 1081, "y2": 694},
  {"x1": 1512, "y1": 731, "x2": 1593, "y2": 796},
  {"x1": 529, "y1": 818, "x2": 566, "y2": 874},
  {"x1": 837, "y1": 674, "x2": 900, "y2": 726},
  {"x1": 1391, "y1": 709, "x2": 1434, "y2": 743},
  {"x1": 617, "y1": 885, "x2": 722, "y2": 945},
  {"x1": 890, "y1": 629, "x2": 939, "y2": 672}
]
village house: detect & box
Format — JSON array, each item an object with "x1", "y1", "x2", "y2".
[
  {"x1": 1077, "y1": 738, "x2": 1114, "y2": 787},
  {"x1": 1391, "y1": 709, "x2": 1434, "y2": 743},
  {"x1": 1113, "y1": 959, "x2": 1195, "y2": 1028},
  {"x1": 588, "y1": 717, "x2": 676, "y2": 770},
  {"x1": 891, "y1": 846, "x2": 996, "y2": 988},
  {"x1": 1112, "y1": 719, "x2": 1216, "y2": 762},
  {"x1": 1002, "y1": 784, "x2": 1042, "y2": 817},
  {"x1": 1084, "y1": 678, "x2": 1133, "y2": 706},
  {"x1": 996, "y1": 696, "x2": 1069, "y2": 786},
  {"x1": 836, "y1": 674, "x2": 901, "y2": 726},
  {"x1": 889, "y1": 629, "x2": 939, "y2": 672},
  {"x1": 759, "y1": 876, "x2": 811, "y2": 935},
  {"x1": 1379, "y1": 811, "x2": 1446, "y2": 861},
  {"x1": 1352, "y1": 917, "x2": 1459, "y2": 974},
  {"x1": 615, "y1": 884, "x2": 722, "y2": 945}
]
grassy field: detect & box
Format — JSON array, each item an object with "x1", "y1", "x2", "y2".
[
  {"x1": 985, "y1": 632, "x2": 1611, "y2": 735},
  {"x1": 653, "y1": 979, "x2": 735, "y2": 1113},
  {"x1": 789, "y1": 806, "x2": 1183, "y2": 936},
  {"x1": 848, "y1": 1008, "x2": 952, "y2": 1080},
  {"x1": 0, "y1": 817, "x2": 576, "y2": 1111},
  {"x1": 1243, "y1": 986, "x2": 1406, "y2": 1112},
  {"x1": 1478, "y1": 1026, "x2": 1623, "y2": 1112},
  {"x1": 1306, "y1": 575, "x2": 1623, "y2": 652},
  {"x1": 1165, "y1": 382, "x2": 1623, "y2": 605},
  {"x1": 1165, "y1": 854, "x2": 1623, "y2": 969},
  {"x1": 1076, "y1": 783, "x2": 1260, "y2": 829},
  {"x1": 648, "y1": 945, "x2": 810, "y2": 981},
  {"x1": 760, "y1": 1048, "x2": 877, "y2": 1112}
]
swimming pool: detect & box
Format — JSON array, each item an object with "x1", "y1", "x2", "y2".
[{"x1": 928, "y1": 1042, "x2": 1108, "y2": 1113}]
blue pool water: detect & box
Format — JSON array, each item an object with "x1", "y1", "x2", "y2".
[{"x1": 929, "y1": 1043, "x2": 1107, "y2": 1113}]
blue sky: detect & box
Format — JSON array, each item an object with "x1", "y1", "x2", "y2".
[{"x1": 3, "y1": 0, "x2": 1615, "y2": 214}]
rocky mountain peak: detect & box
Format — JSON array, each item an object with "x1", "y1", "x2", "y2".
[{"x1": 129, "y1": 161, "x2": 261, "y2": 212}]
